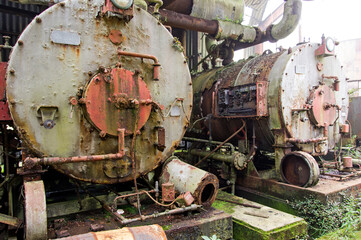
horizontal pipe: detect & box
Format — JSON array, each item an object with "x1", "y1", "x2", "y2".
[
  {"x1": 152, "y1": 7, "x2": 219, "y2": 35},
  {"x1": 24, "y1": 153, "x2": 124, "y2": 168},
  {"x1": 286, "y1": 137, "x2": 328, "y2": 144},
  {"x1": 182, "y1": 137, "x2": 235, "y2": 153},
  {"x1": 120, "y1": 204, "x2": 201, "y2": 225},
  {"x1": 189, "y1": 149, "x2": 235, "y2": 163}
]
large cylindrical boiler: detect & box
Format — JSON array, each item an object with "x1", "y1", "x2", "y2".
[
  {"x1": 6, "y1": 0, "x2": 193, "y2": 184},
  {"x1": 191, "y1": 42, "x2": 348, "y2": 185}
]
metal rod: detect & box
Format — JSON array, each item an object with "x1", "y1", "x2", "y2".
[
  {"x1": 215, "y1": 197, "x2": 261, "y2": 209},
  {"x1": 118, "y1": 128, "x2": 125, "y2": 155},
  {"x1": 113, "y1": 190, "x2": 156, "y2": 208},
  {"x1": 120, "y1": 204, "x2": 202, "y2": 225}
]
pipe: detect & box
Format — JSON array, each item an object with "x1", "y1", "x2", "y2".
[
  {"x1": 195, "y1": 119, "x2": 246, "y2": 167},
  {"x1": 160, "y1": 157, "x2": 219, "y2": 208},
  {"x1": 154, "y1": 7, "x2": 219, "y2": 35},
  {"x1": 286, "y1": 137, "x2": 328, "y2": 144},
  {"x1": 24, "y1": 153, "x2": 125, "y2": 168},
  {"x1": 148, "y1": 0, "x2": 163, "y2": 13},
  {"x1": 24, "y1": 128, "x2": 126, "y2": 168},
  {"x1": 182, "y1": 137, "x2": 235, "y2": 153},
  {"x1": 162, "y1": 0, "x2": 192, "y2": 14},
  {"x1": 189, "y1": 149, "x2": 240, "y2": 164},
  {"x1": 268, "y1": 0, "x2": 302, "y2": 42},
  {"x1": 232, "y1": 0, "x2": 301, "y2": 50},
  {"x1": 117, "y1": 49, "x2": 160, "y2": 80},
  {"x1": 119, "y1": 204, "x2": 201, "y2": 225}
]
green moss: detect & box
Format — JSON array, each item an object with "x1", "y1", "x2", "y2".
[
  {"x1": 233, "y1": 219, "x2": 307, "y2": 240},
  {"x1": 212, "y1": 200, "x2": 236, "y2": 214},
  {"x1": 121, "y1": 204, "x2": 138, "y2": 214},
  {"x1": 162, "y1": 224, "x2": 172, "y2": 231}
]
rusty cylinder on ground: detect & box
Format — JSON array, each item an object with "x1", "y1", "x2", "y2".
[
  {"x1": 56, "y1": 224, "x2": 167, "y2": 240},
  {"x1": 159, "y1": 157, "x2": 219, "y2": 208}
]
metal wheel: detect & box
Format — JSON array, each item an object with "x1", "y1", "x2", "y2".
[
  {"x1": 24, "y1": 180, "x2": 47, "y2": 240},
  {"x1": 280, "y1": 151, "x2": 320, "y2": 187}
]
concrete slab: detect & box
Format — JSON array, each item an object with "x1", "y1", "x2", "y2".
[
  {"x1": 237, "y1": 175, "x2": 361, "y2": 203},
  {"x1": 165, "y1": 208, "x2": 233, "y2": 240},
  {"x1": 213, "y1": 191, "x2": 307, "y2": 240}
]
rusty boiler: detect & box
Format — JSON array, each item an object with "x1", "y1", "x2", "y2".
[
  {"x1": 6, "y1": 0, "x2": 194, "y2": 184},
  {"x1": 191, "y1": 39, "x2": 349, "y2": 187}
]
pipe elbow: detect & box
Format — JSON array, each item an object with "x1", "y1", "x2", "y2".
[{"x1": 268, "y1": 0, "x2": 302, "y2": 42}]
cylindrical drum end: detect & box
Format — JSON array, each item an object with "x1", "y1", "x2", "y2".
[
  {"x1": 193, "y1": 172, "x2": 219, "y2": 208},
  {"x1": 160, "y1": 157, "x2": 219, "y2": 208}
]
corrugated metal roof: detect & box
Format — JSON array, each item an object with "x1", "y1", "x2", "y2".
[{"x1": 0, "y1": 0, "x2": 42, "y2": 61}]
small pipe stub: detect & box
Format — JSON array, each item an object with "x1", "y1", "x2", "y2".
[
  {"x1": 343, "y1": 156, "x2": 353, "y2": 168},
  {"x1": 159, "y1": 157, "x2": 219, "y2": 208}
]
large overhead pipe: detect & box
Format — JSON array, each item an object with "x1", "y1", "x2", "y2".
[
  {"x1": 268, "y1": 0, "x2": 302, "y2": 41},
  {"x1": 154, "y1": 0, "x2": 302, "y2": 50}
]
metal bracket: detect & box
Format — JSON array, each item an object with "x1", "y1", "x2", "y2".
[{"x1": 36, "y1": 106, "x2": 58, "y2": 129}]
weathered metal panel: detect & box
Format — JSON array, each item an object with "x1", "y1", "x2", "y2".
[{"x1": 348, "y1": 96, "x2": 361, "y2": 139}]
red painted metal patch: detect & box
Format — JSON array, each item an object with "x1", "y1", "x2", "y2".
[
  {"x1": 309, "y1": 85, "x2": 337, "y2": 127},
  {"x1": 84, "y1": 67, "x2": 152, "y2": 136},
  {"x1": 109, "y1": 30, "x2": 124, "y2": 45},
  {"x1": 0, "y1": 62, "x2": 11, "y2": 121}
]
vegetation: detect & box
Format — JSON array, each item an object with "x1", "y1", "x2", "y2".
[
  {"x1": 201, "y1": 234, "x2": 221, "y2": 240},
  {"x1": 290, "y1": 194, "x2": 361, "y2": 239}
]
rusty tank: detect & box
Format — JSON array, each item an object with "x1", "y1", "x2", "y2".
[
  {"x1": 190, "y1": 39, "x2": 349, "y2": 187},
  {"x1": 6, "y1": 0, "x2": 193, "y2": 184}
]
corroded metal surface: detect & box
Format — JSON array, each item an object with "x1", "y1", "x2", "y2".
[
  {"x1": 269, "y1": 43, "x2": 348, "y2": 153},
  {"x1": 24, "y1": 180, "x2": 47, "y2": 240},
  {"x1": 160, "y1": 157, "x2": 219, "y2": 207},
  {"x1": 348, "y1": 96, "x2": 361, "y2": 139},
  {"x1": 6, "y1": 0, "x2": 192, "y2": 184},
  {"x1": 191, "y1": 43, "x2": 348, "y2": 182},
  {"x1": 280, "y1": 151, "x2": 320, "y2": 187},
  {"x1": 162, "y1": 182, "x2": 175, "y2": 202},
  {"x1": 308, "y1": 84, "x2": 337, "y2": 127},
  {"x1": 84, "y1": 67, "x2": 152, "y2": 136},
  {"x1": 0, "y1": 62, "x2": 11, "y2": 121}
]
